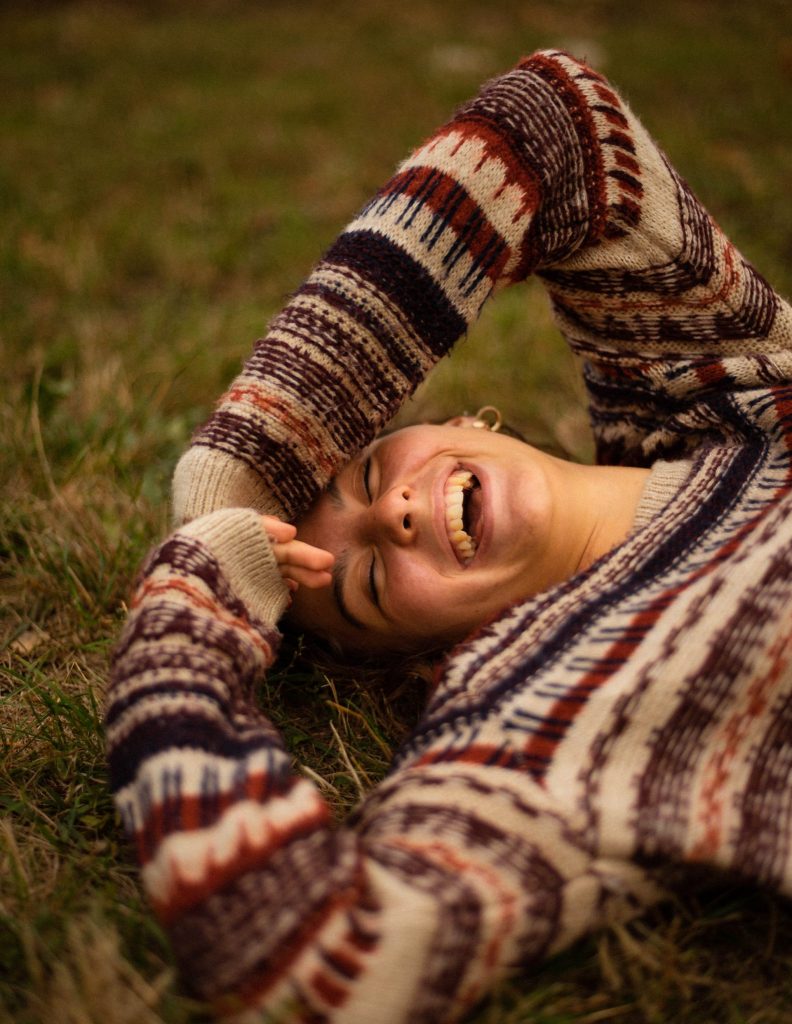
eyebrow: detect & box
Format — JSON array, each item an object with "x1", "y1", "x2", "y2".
[
  {"x1": 325, "y1": 479, "x2": 365, "y2": 629},
  {"x1": 323, "y1": 477, "x2": 365, "y2": 630},
  {"x1": 332, "y1": 549, "x2": 367, "y2": 632}
]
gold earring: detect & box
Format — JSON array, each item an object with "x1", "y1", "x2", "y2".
[{"x1": 472, "y1": 405, "x2": 503, "y2": 432}]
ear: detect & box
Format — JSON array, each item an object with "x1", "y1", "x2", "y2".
[{"x1": 443, "y1": 414, "x2": 479, "y2": 428}]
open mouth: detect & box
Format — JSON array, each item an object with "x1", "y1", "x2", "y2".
[{"x1": 444, "y1": 469, "x2": 482, "y2": 565}]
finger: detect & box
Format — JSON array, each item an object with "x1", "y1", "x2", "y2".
[
  {"x1": 273, "y1": 539, "x2": 335, "y2": 571},
  {"x1": 261, "y1": 516, "x2": 297, "y2": 543},
  {"x1": 283, "y1": 565, "x2": 333, "y2": 590}
]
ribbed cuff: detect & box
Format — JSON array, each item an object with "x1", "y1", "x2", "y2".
[
  {"x1": 179, "y1": 507, "x2": 290, "y2": 627},
  {"x1": 632, "y1": 459, "x2": 693, "y2": 530}
]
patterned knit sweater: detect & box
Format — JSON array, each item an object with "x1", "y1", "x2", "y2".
[{"x1": 107, "y1": 51, "x2": 792, "y2": 1023}]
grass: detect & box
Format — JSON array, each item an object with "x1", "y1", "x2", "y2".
[{"x1": 3, "y1": 0, "x2": 792, "y2": 1020}]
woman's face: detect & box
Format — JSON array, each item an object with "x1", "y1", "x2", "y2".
[{"x1": 290, "y1": 422, "x2": 583, "y2": 653}]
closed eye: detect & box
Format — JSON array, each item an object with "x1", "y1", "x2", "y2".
[
  {"x1": 363, "y1": 456, "x2": 372, "y2": 503},
  {"x1": 362, "y1": 455, "x2": 380, "y2": 609},
  {"x1": 368, "y1": 555, "x2": 380, "y2": 609}
]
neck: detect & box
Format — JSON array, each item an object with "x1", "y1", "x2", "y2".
[{"x1": 550, "y1": 458, "x2": 651, "y2": 580}]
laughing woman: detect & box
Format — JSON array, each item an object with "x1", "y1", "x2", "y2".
[{"x1": 106, "y1": 50, "x2": 792, "y2": 1023}]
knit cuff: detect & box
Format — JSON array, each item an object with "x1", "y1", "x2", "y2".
[
  {"x1": 632, "y1": 459, "x2": 693, "y2": 530},
  {"x1": 172, "y1": 446, "x2": 285, "y2": 526},
  {"x1": 178, "y1": 506, "x2": 290, "y2": 627}
]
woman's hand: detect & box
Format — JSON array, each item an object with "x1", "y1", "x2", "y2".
[{"x1": 262, "y1": 515, "x2": 334, "y2": 592}]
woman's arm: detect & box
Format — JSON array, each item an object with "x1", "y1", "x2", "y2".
[
  {"x1": 107, "y1": 508, "x2": 659, "y2": 1023},
  {"x1": 171, "y1": 50, "x2": 660, "y2": 525},
  {"x1": 530, "y1": 68, "x2": 792, "y2": 465}
]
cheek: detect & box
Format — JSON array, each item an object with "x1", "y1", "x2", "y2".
[{"x1": 385, "y1": 556, "x2": 490, "y2": 639}]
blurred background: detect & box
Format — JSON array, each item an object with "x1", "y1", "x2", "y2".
[{"x1": 3, "y1": 1, "x2": 792, "y2": 1021}]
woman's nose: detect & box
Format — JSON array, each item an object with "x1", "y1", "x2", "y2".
[{"x1": 367, "y1": 485, "x2": 415, "y2": 545}]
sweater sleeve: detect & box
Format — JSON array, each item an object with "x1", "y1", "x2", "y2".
[
  {"x1": 106, "y1": 508, "x2": 661, "y2": 1023},
  {"x1": 177, "y1": 47, "x2": 767, "y2": 524},
  {"x1": 530, "y1": 66, "x2": 792, "y2": 465}
]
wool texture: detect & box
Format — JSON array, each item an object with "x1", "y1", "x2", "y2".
[{"x1": 107, "y1": 51, "x2": 792, "y2": 1023}]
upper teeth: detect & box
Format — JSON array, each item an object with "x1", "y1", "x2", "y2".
[{"x1": 444, "y1": 470, "x2": 477, "y2": 564}]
